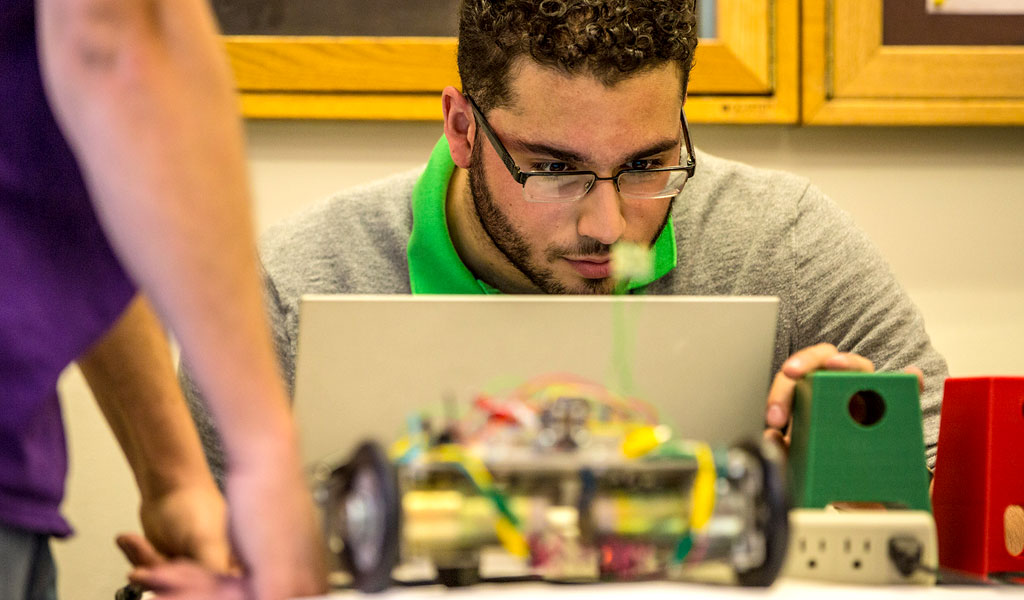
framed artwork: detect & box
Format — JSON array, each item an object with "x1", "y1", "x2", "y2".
[{"x1": 802, "y1": 0, "x2": 1024, "y2": 124}]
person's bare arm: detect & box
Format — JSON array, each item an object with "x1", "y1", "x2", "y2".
[
  {"x1": 36, "y1": 1, "x2": 326, "y2": 597},
  {"x1": 78, "y1": 295, "x2": 230, "y2": 573},
  {"x1": 34, "y1": 0, "x2": 285, "y2": 449}
]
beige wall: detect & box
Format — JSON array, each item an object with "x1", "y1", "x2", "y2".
[{"x1": 54, "y1": 121, "x2": 1024, "y2": 597}]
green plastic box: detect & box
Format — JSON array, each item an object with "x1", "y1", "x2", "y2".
[{"x1": 788, "y1": 372, "x2": 931, "y2": 512}]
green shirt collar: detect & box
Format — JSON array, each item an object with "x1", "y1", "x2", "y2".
[{"x1": 407, "y1": 137, "x2": 676, "y2": 294}]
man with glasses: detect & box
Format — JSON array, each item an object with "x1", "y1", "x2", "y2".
[
  {"x1": 456, "y1": 93, "x2": 697, "y2": 294},
  {"x1": 179, "y1": 3, "x2": 945, "y2": 581}
]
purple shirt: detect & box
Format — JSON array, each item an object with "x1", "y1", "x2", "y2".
[{"x1": 1, "y1": 2, "x2": 136, "y2": 536}]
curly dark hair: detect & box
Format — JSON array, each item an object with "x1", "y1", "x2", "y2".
[{"x1": 458, "y1": 0, "x2": 697, "y2": 111}]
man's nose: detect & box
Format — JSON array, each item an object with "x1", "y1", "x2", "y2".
[{"x1": 576, "y1": 179, "x2": 626, "y2": 246}]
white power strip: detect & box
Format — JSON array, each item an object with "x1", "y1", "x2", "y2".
[{"x1": 782, "y1": 508, "x2": 938, "y2": 585}]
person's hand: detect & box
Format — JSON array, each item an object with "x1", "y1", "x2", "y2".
[
  {"x1": 137, "y1": 482, "x2": 233, "y2": 573},
  {"x1": 116, "y1": 484, "x2": 240, "y2": 600},
  {"x1": 763, "y1": 343, "x2": 875, "y2": 446},
  {"x1": 222, "y1": 443, "x2": 328, "y2": 600},
  {"x1": 126, "y1": 443, "x2": 328, "y2": 600},
  {"x1": 128, "y1": 559, "x2": 248, "y2": 600},
  {"x1": 118, "y1": 533, "x2": 248, "y2": 600},
  {"x1": 763, "y1": 343, "x2": 926, "y2": 447}
]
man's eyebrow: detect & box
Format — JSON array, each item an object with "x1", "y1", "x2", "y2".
[
  {"x1": 508, "y1": 138, "x2": 589, "y2": 164},
  {"x1": 628, "y1": 137, "x2": 681, "y2": 161},
  {"x1": 507, "y1": 136, "x2": 681, "y2": 166}
]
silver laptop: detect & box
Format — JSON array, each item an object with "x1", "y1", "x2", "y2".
[{"x1": 292, "y1": 294, "x2": 779, "y2": 466}]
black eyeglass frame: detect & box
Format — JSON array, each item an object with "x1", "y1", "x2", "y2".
[{"x1": 465, "y1": 94, "x2": 697, "y2": 202}]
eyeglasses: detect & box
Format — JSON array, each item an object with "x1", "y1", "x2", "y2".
[{"x1": 466, "y1": 95, "x2": 696, "y2": 204}]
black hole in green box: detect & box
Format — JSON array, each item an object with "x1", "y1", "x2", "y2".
[{"x1": 848, "y1": 390, "x2": 885, "y2": 427}]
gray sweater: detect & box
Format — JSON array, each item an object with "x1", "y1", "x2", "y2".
[{"x1": 181, "y1": 149, "x2": 946, "y2": 483}]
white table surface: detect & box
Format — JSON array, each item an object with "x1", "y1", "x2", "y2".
[{"x1": 311, "y1": 578, "x2": 1019, "y2": 599}]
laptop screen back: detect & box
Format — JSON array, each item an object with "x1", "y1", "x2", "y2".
[{"x1": 292, "y1": 294, "x2": 778, "y2": 466}]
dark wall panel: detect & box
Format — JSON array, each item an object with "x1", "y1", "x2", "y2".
[
  {"x1": 884, "y1": 0, "x2": 1024, "y2": 46},
  {"x1": 211, "y1": 0, "x2": 460, "y2": 37}
]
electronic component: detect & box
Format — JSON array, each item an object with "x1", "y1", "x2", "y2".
[
  {"x1": 315, "y1": 374, "x2": 789, "y2": 592},
  {"x1": 783, "y1": 508, "x2": 937, "y2": 585}
]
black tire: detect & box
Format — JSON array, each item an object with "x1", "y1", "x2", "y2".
[
  {"x1": 330, "y1": 440, "x2": 401, "y2": 593},
  {"x1": 114, "y1": 585, "x2": 143, "y2": 600},
  {"x1": 734, "y1": 437, "x2": 790, "y2": 587},
  {"x1": 437, "y1": 565, "x2": 480, "y2": 587}
]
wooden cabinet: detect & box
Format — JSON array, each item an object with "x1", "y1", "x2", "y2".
[
  {"x1": 221, "y1": 0, "x2": 799, "y2": 123},
  {"x1": 802, "y1": 0, "x2": 1024, "y2": 124},
  {"x1": 226, "y1": 37, "x2": 457, "y2": 120},
  {"x1": 220, "y1": 1, "x2": 1024, "y2": 124}
]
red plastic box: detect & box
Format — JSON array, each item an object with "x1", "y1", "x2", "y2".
[{"x1": 933, "y1": 377, "x2": 1024, "y2": 577}]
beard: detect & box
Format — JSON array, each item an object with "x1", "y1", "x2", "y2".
[
  {"x1": 468, "y1": 143, "x2": 599, "y2": 294},
  {"x1": 467, "y1": 141, "x2": 674, "y2": 295}
]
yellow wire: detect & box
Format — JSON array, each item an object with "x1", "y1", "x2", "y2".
[{"x1": 689, "y1": 442, "x2": 716, "y2": 530}]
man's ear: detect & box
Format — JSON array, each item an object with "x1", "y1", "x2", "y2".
[{"x1": 442, "y1": 87, "x2": 475, "y2": 169}]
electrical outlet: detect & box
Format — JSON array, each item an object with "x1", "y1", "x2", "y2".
[{"x1": 783, "y1": 508, "x2": 937, "y2": 584}]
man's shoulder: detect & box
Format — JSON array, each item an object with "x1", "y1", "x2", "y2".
[
  {"x1": 261, "y1": 168, "x2": 421, "y2": 256},
  {"x1": 259, "y1": 168, "x2": 423, "y2": 298},
  {"x1": 670, "y1": 149, "x2": 822, "y2": 240},
  {"x1": 684, "y1": 150, "x2": 813, "y2": 211},
  {"x1": 651, "y1": 149, "x2": 833, "y2": 295}
]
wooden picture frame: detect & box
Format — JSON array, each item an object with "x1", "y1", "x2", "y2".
[
  {"x1": 224, "y1": 0, "x2": 797, "y2": 123},
  {"x1": 802, "y1": 0, "x2": 1024, "y2": 125},
  {"x1": 687, "y1": 0, "x2": 799, "y2": 124}
]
